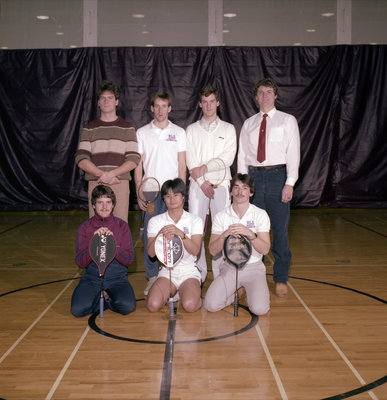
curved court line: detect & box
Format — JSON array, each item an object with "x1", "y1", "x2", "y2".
[
  {"x1": 88, "y1": 302, "x2": 258, "y2": 344},
  {"x1": 1, "y1": 275, "x2": 385, "y2": 399}
]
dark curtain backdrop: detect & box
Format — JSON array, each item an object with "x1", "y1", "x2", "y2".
[{"x1": 0, "y1": 45, "x2": 386, "y2": 211}]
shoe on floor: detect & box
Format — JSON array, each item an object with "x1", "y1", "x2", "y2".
[
  {"x1": 275, "y1": 282, "x2": 288, "y2": 297},
  {"x1": 144, "y1": 276, "x2": 158, "y2": 296}
]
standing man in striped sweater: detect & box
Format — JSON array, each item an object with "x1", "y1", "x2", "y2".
[{"x1": 75, "y1": 81, "x2": 141, "y2": 222}]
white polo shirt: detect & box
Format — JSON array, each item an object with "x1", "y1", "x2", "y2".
[
  {"x1": 212, "y1": 203, "x2": 270, "y2": 265},
  {"x1": 137, "y1": 120, "x2": 186, "y2": 185},
  {"x1": 148, "y1": 210, "x2": 204, "y2": 270}
]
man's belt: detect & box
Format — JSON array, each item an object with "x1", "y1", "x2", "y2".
[{"x1": 248, "y1": 164, "x2": 286, "y2": 171}]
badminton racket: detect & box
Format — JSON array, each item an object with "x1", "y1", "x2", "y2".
[
  {"x1": 155, "y1": 233, "x2": 184, "y2": 317},
  {"x1": 203, "y1": 157, "x2": 226, "y2": 232},
  {"x1": 89, "y1": 233, "x2": 116, "y2": 318},
  {"x1": 138, "y1": 177, "x2": 160, "y2": 215},
  {"x1": 223, "y1": 234, "x2": 252, "y2": 317}
]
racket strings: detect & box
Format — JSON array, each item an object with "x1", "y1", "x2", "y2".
[{"x1": 204, "y1": 158, "x2": 226, "y2": 187}]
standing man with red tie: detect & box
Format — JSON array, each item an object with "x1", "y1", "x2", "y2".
[{"x1": 237, "y1": 78, "x2": 300, "y2": 297}]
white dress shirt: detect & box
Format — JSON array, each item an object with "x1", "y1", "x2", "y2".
[{"x1": 238, "y1": 108, "x2": 300, "y2": 186}]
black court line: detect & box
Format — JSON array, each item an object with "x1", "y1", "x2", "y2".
[
  {"x1": 160, "y1": 319, "x2": 176, "y2": 400},
  {"x1": 88, "y1": 303, "x2": 258, "y2": 344},
  {"x1": 1, "y1": 277, "x2": 386, "y2": 399},
  {"x1": 341, "y1": 217, "x2": 387, "y2": 239},
  {"x1": 0, "y1": 220, "x2": 31, "y2": 236},
  {"x1": 321, "y1": 374, "x2": 387, "y2": 400}
]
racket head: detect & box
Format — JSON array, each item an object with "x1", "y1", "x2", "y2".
[
  {"x1": 204, "y1": 158, "x2": 226, "y2": 187},
  {"x1": 138, "y1": 177, "x2": 160, "y2": 203},
  {"x1": 223, "y1": 234, "x2": 252, "y2": 269},
  {"x1": 89, "y1": 233, "x2": 117, "y2": 275},
  {"x1": 155, "y1": 233, "x2": 184, "y2": 268}
]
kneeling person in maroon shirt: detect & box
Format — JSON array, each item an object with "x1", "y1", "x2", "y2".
[{"x1": 71, "y1": 185, "x2": 136, "y2": 317}]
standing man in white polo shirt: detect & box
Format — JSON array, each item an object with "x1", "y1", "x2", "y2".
[
  {"x1": 134, "y1": 92, "x2": 186, "y2": 295},
  {"x1": 186, "y1": 86, "x2": 237, "y2": 282}
]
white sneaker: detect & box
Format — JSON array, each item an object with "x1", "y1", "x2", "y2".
[{"x1": 144, "y1": 276, "x2": 158, "y2": 296}]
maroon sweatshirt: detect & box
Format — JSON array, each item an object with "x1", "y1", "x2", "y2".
[{"x1": 75, "y1": 213, "x2": 134, "y2": 269}]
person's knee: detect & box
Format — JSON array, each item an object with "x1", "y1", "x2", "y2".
[
  {"x1": 249, "y1": 303, "x2": 270, "y2": 316},
  {"x1": 71, "y1": 305, "x2": 88, "y2": 318},
  {"x1": 117, "y1": 300, "x2": 136, "y2": 315},
  {"x1": 181, "y1": 297, "x2": 201, "y2": 313},
  {"x1": 203, "y1": 297, "x2": 221, "y2": 313},
  {"x1": 146, "y1": 296, "x2": 162, "y2": 313}
]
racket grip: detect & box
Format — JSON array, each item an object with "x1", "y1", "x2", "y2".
[
  {"x1": 100, "y1": 294, "x2": 104, "y2": 318},
  {"x1": 169, "y1": 297, "x2": 175, "y2": 317},
  {"x1": 234, "y1": 294, "x2": 238, "y2": 317}
]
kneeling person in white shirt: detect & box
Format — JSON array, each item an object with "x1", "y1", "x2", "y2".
[
  {"x1": 147, "y1": 178, "x2": 203, "y2": 313},
  {"x1": 204, "y1": 173, "x2": 271, "y2": 316}
]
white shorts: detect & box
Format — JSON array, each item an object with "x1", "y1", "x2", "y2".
[{"x1": 158, "y1": 264, "x2": 201, "y2": 289}]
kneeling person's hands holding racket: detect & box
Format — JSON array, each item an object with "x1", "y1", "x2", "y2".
[{"x1": 89, "y1": 228, "x2": 117, "y2": 318}]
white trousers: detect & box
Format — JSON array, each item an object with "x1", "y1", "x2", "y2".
[
  {"x1": 188, "y1": 179, "x2": 231, "y2": 281},
  {"x1": 204, "y1": 261, "x2": 270, "y2": 316}
]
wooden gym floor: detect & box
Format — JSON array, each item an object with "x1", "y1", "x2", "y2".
[{"x1": 0, "y1": 208, "x2": 386, "y2": 400}]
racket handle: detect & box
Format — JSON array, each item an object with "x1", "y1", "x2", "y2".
[
  {"x1": 100, "y1": 293, "x2": 104, "y2": 318},
  {"x1": 234, "y1": 294, "x2": 238, "y2": 317},
  {"x1": 169, "y1": 297, "x2": 175, "y2": 318}
]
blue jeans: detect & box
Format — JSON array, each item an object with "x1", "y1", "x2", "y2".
[
  {"x1": 143, "y1": 195, "x2": 167, "y2": 279},
  {"x1": 249, "y1": 166, "x2": 291, "y2": 283},
  {"x1": 71, "y1": 261, "x2": 136, "y2": 317}
]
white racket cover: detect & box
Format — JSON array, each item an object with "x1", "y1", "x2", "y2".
[
  {"x1": 204, "y1": 158, "x2": 226, "y2": 187},
  {"x1": 155, "y1": 234, "x2": 184, "y2": 268}
]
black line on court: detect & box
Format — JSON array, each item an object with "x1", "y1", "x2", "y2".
[
  {"x1": 0, "y1": 278, "x2": 79, "y2": 298},
  {"x1": 321, "y1": 374, "x2": 387, "y2": 399},
  {"x1": 0, "y1": 220, "x2": 31, "y2": 235},
  {"x1": 88, "y1": 303, "x2": 258, "y2": 344},
  {"x1": 160, "y1": 319, "x2": 176, "y2": 400},
  {"x1": 341, "y1": 217, "x2": 387, "y2": 239},
  {"x1": 2, "y1": 275, "x2": 386, "y2": 399}
]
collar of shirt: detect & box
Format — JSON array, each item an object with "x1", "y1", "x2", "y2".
[
  {"x1": 259, "y1": 107, "x2": 276, "y2": 120},
  {"x1": 151, "y1": 120, "x2": 172, "y2": 131},
  {"x1": 199, "y1": 116, "x2": 219, "y2": 132}
]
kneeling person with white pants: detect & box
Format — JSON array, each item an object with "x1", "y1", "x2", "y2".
[{"x1": 204, "y1": 173, "x2": 271, "y2": 316}]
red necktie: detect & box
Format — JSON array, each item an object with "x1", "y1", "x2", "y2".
[{"x1": 257, "y1": 113, "x2": 268, "y2": 162}]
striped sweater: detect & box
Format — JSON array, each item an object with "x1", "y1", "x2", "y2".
[{"x1": 75, "y1": 117, "x2": 140, "y2": 181}]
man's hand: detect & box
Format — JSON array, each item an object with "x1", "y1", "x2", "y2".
[
  {"x1": 200, "y1": 181, "x2": 214, "y2": 199},
  {"x1": 98, "y1": 171, "x2": 120, "y2": 185},
  {"x1": 225, "y1": 223, "x2": 255, "y2": 239},
  {"x1": 136, "y1": 189, "x2": 148, "y2": 211},
  {"x1": 93, "y1": 227, "x2": 113, "y2": 236},
  {"x1": 190, "y1": 165, "x2": 207, "y2": 181},
  {"x1": 281, "y1": 184, "x2": 294, "y2": 203},
  {"x1": 158, "y1": 224, "x2": 184, "y2": 240}
]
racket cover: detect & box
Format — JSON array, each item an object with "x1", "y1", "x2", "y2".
[
  {"x1": 89, "y1": 233, "x2": 117, "y2": 276},
  {"x1": 155, "y1": 234, "x2": 184, "y2": 268},
  {"x1": 223, "y1": 235, "x2": 252, "y2": 269}
]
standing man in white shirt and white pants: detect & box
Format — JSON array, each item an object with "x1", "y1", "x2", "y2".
[
  {"x1": 186, "y1": 86, "x2": 237, "y2": 282},
  {"x1": 134, "y1": 92, "x2": 186, "y2": 295},
  {"x1": 238, "y1": 78, "x2": 300, "y2": 297}
]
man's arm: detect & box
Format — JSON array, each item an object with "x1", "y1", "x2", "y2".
[
  {"x1": 209, "y1": 223, "x2": 270, "y2": 256},
  {"x1": 177, "y1": 151, "x2": 187, "y2": 184},
  {"x1": 282, "y1": 115, "x2": 301, "y2": 202},
  {"x1": 134, "y1": 160, "x2": 147, "y2": 211}
]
